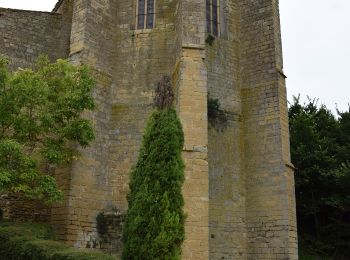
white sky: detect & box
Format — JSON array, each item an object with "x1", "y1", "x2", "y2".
[
  {"x1": 0, "y1": 0, "x2": 56, "y2": 11},
  {"x1": 0, "y1": 0, "x2": 349, "y2": 112},
  {"x1": 280, "y1": 0, "x2": 350, "y2": 112}
]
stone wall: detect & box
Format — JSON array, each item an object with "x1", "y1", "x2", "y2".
[
  {"x1": 0, "y1": 0, "x2": 297, "y2": 258},
  {"x1": 239, "y1": 0, "x2": 298, "y2": 259},
  {"x1": 0, "y1": 194, "x2": 50, "y2": 223},
  {"x1": 176, "y1": 0, "x2": 210, "y2": 258},
  {"x1": 0, "y1": 7, "x2": 71, "y2": 69},
  {"x1": 51, "y1": 68, "x2": 114, "y2": 247},
  {"x1": 206, "y1": 0, "x2": 247, "y2": 258},
  {"x1": 49, "y1": 0, "x2": 117, "y2": 248},
  {"x1": 176, "y1": 47, "x2": 209, "y2": 259},
  {"x1": 206, "y1": 0, "x2": 297, "y2": 258},
  {"x1": 49, "y1": 0, "x2": 181, "y2": 252},
  {"x1": 110, "y1": 0, "x2": 179, "y2": 210},
  {"x1": 96, "y1": 208, "x2": 125, "y2": 255}
]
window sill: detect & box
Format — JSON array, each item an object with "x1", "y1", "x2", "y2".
[{"x1": 133, "y1": 28, "x2": 154, "y2": 34}]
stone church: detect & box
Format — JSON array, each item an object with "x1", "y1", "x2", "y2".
[{"x1": 0, "y1": 0, "x2": 297, "y2": 259}]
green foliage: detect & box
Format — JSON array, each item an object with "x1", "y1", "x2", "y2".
[
  {"x1": 207, "y1": 95, "x2": 228, "y2": 130},
  {"x1": 96, "y1": 212, "x2": 108, "y2": 238},
  {"x1": 122, "y1": 108, "x2": 185, "y2": 260},
  {"x1": 0, "y1": 222, "x2": 55, "y2": 239},
  {"x1": 289, "y1": 96, "x2": 350, "y2": 259},
  {"x1": 205, "y1": 34, "x2": 216, "y2": 46},
  {"x1": 0, "y1": 56, "x2": 95, "y2": 203},
  {"x1": 299, "y1": 250, "x2": 332, "y2": 260},
  {"x1": 0, "y1": 222, "x2": 115, "y2": 260}
]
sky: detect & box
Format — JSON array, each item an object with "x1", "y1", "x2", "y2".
[
  {"x1": 0, "y1": 0, "x2": 349, "y2": 112},
  {"x1": 280, "y1": 0, "x2": 350, "y2": 112},
  {"x1": 0, "y1": 0, "x2": 56, "y2": 12}
]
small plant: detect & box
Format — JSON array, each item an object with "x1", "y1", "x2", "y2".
[
  {"x1": 96, "y1": 212, "x2": 108, "y2": 238},
  {"x1": 208, "y1": 94, "x2": 228, "y2": 130},
  {"x1": 208, "y1": 96, "x2": 220, "y2": 118},
  {"x1": 206, "y1": 34, "x2": 216, "y2": 46}
]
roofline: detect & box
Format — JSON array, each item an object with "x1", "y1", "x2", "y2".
[
  {"x1": 52, "y1": 0, "x2": 65, "y2": 12},
  {"x1": 0, "y1": 7, "x2": 59, "y2": 15}
]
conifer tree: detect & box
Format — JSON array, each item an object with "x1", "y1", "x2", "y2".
[
  {"x1": 289, "y1": 96, "x2": 350, "y2": 258},
  {"x1": 122, "y1": 76, "x2": 185, "y2": 260}
]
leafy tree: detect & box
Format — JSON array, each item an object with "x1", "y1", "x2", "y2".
[
  {"x1": 289, "y1": 96, "x2": 350, "y2": 259},
  {"x1": 122, "y1": 76, "x2": 185, "y2": 260},
  {"x1": 0, "y1": 56, "x2": 95, "y2": 203}
]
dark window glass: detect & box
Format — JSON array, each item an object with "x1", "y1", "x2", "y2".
[
  {"x1": 212, "y1": 0, "x2": 218, "y2": 36},
  {"x1": 206, "y1": 0, "x2": 211, "y2": 33},
  {"x1": 138, "y1": 0, "x2": 145, "y2": 14},
  {"x1": 138, "y1": 14, "x2": 145, "y2": 29},
  {"x1": 206, "y1": 0, "x2": 219, "y2": 36},
  {"x1": 212, "y1": 21, "x2": 218, "y2": 36},
  {"x1": 137, "y1": 0, "x2": 145, "y2": 29},
  {"x1": 147, "y1": 0, "x2": 154, "y2": 14},
  {"x1": 146, "y1": 0, "x2": 154, "y2": 29},
  {"x1": 146, "y1": 15, "x2": 154, "y2": 29}
]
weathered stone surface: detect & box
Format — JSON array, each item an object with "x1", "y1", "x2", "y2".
[
  {"x1": 0, "y1": 0, "x2": 297, "y2": 259},
  {"x1": 0, "y1": 4, "x2": 72, "y2": 69}
]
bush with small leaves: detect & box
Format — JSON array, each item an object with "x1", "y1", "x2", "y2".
[
  {"x1": 122, "y1": 76, "x2": 185, "y2": 259},
  {"x1": 0, "y1": 56, "x2": 95, "y2": 203}
]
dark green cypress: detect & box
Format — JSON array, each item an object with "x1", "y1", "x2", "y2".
[{"x1": 122, "y1": 77, "x2": 185, "y2": 260}]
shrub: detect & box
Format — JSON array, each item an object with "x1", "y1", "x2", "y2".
[
  {"x1": 0, "y1": 222, "x2": 116, "y2": 260},
  {"x1": 96, "y1": 212, "x2": 109, "y2": 239}
]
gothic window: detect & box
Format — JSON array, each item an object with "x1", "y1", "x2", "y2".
[
  {"x1": 137, "y1": 0, "x2": 155, "y2": 29},
  {"x1": 206, "y1": 0, "x2": 220, "y2": 36}
]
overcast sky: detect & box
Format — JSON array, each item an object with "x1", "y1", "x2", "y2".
[
  {"x1": 0, "y1": 0, "x2": 349, "y2": 112},
  {"x1": 280, "y1": 0, "x2": 350, "y2": 112}
]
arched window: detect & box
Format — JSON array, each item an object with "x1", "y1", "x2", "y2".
[
  {"x1": 136, "y1": 0, "x2": 155, "y2": 29},
  {"x1": 206, "y1": 0, "x2": 220, "y2": 36}
]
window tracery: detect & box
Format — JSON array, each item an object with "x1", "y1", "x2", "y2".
[
  {"x1": 137, "y1": 0, "x2": 155, "y2": 29},
  {"x1": 206, "y1": 0, "x2": 220, "y2": 36}
]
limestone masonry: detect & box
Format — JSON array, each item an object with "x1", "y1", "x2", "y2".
[{"x1": 0, "y1": 0, "x2": 298, "y2": 259}]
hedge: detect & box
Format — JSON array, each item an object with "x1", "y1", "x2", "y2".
[{"x1": 0, "y1": 222, "x2": 116, "y2": 260}]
